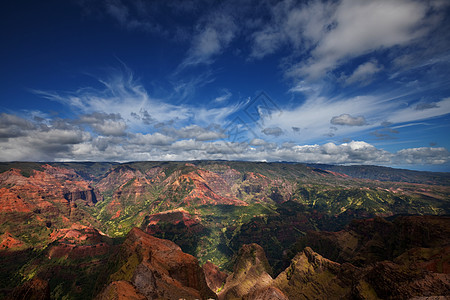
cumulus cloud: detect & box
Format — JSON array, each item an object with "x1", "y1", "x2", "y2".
[
  {"x1": 262, "y1": 127, "x2": 283, "y2": 137},
  {"x1": 331, "y1": 114, "x2": 367, "y2": 126},
  {"x1": 0, "y1": 122, "x2": 90, "y2": 161},
  {"x1": 0, "y1": 113, "x2": 35, "y2": 138},
  {"x1": 130, "y1": 133, "x2": 174, "y2": 146},
  {"x1": 161, "y1": 124, "x2": 226, "y2": 141},
  {"x1": 78, "y1": 112, "x2": 127, "y2": 136},
  {"x1": 0, "y1": 115, "x2": 448, "y2": 168},
  {"x1": 249, "y1": 138, "x2": 267, "y2": 146},
  {"x1": 130, "y1": 109, "x2": 155, "y2": 125},
  {"x1": 395, "y1": 147, "x2": 450, "y2": 165}
]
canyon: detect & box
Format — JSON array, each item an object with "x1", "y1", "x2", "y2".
[{"x1": 0, "y1": 161, "x2": 449, "y2": 299}]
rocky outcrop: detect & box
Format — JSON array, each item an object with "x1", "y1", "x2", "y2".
[
  {"x1": 0, "y1": 166, "x2": 101, "y2": 221},
  {"x1": 218, "y1": 243, "x2": 273, "y2": 300},
  {"x1": 143, "y1": 209, "x2": 204, "y2": 234},
  {"x1": 203, "y1": 261, "x2": 228, "y2": 293},
  {"x1": 47, "y1": 224, "x2": 112, "y2": 260},
  {"x1": 0, "y1": 187, "x2": 32, "y2": 213},
  {"x1": 218, "y1": 242, "x2": 450, "y2": 300},
  {"x1": 63, "y1": 188, "x2": 98, "y2": 205},
  {"x1": 174, "y1": 169, "x2": 248, "y2": 206},
  {"x1": 103, "y1": 227, "x2": 216, "y2": 300},
  {"x1": 274, "y1": 247, "x2": 352, "y2": 299},
  {"x1": 1, "y1": 162, "x2": 449, "y2": 299}
]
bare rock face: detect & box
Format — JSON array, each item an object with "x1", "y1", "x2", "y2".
[
  {"x1": 46, "y1": 224, "x2": 112, "y2": 260},
  {"x1": 103, "y1": 227, "x2": 217, "y2": 300},
  {"x1": 218, "y1": 243, "x2": 273, "y2": 300},
  {"x1": 203, "y1": 261, "x2": 228, "y2": 293},
  {"x1": 171, "y1": 169, "x2": 248, "y2": 206},
  {"x1": 0, "y1": 187, "x2": 33, "y2": 213},
  {"x1": 0, "y1": 165, "x2": 107, "y2": 254}
]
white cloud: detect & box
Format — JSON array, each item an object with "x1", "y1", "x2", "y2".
[
  {"x1": 35, "y1": 69, "x2": 238, "y2": 131},
  {"x1": 213, "y1": 90, "x2": 232, "y2": 103},
  {"x1": 293, "y1": 0, "x2": 429, "y2": 79},
  {"x1": 249, "y1": 138, "x2": 267, "y2": 146},
  {"x1": 0, "y1": 113, "x2": 35, "y2": 138},
  {"x1": 258, "y1": 94, "x2": 382, "y2": 143},
  {"x1": 249, "y1": 0, "x2": 436, "y2": 81},
  {"x1": 161, "y1": 125, "x2": 226, "y2": 141},
  {"x1": 256, "y1": 89, "x2": 450, "y2": 145},
  {"x1": 131, "y1": 133, "x2": 174, "y2": 146},
  {"x1": 181, "y1": 12, "x2": 237, "y2": 67},
  {"x1": 0, "y1": 126, "x2": 90, "y2": 161},
  {"x1": 345, "y1": 60, "x2": 383, "y2": 84},
  {"x1": 0, "y1": 114, "x2": 448, "y2": 167},
  {"x1": 250, "y1": 0, "x2": 334, "y2": 59},
  {"x1": 395, "y1": 147, "x2": 450, "y2": 165},
  {"x1": 387, "y1": 97, "x2": 450, "y2": 124},
  {"x1": 78, "y1": 112, "x2": 127, "y2": 136},
  {"x1": 331, "y1": 114, "x2": 367, "y2": 126}
]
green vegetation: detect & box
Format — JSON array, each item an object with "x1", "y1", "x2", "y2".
[{"x1": 0, "y1": 161, "x2": 448, "y2": 299}]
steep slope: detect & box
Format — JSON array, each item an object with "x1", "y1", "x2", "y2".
[
  {"x1": 202, "y1": 261, "x2": 228, "y2": 294},
  {"x1": 0, "y1": 165, "x2": 103, "y2": 249},
  {"x1": 293, "y1": 215, "x2": 450, "y2": 267},
  {"x1": 274, "y1": 247, "x2": 353, "y2": 299},
  {"x1": 1, "y1": 224, "x2": 115, "y2": 299},
  {"x1": 218, "y1": 243, "x2": 273, "y2": 300},
  {"x1": 99, "y1": 227, "x2": 216, "y2": 300},
  {"x1": 0, "y1": 161, "x2": 449, "y2": 299},
  {"x1": 220, "y1": 242, "x2": 450, "y2": 299}
]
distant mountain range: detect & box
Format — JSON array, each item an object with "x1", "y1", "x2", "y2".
[{"x1": 0, "y1": 161, "x2": 449, "y2": 299}]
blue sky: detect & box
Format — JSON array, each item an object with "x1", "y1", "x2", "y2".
[{"x1": 1, "y1": 0, "x2": 450, "y2": 171}]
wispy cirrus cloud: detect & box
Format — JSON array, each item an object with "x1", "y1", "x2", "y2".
[
  {"x1": 247, "y1": 0, "x2": 447, "y2": 84},
  {"x1": 33, "y1": 68, "x2": 239, "y2": 131},
  {"x1": 77, "y1": 0, "x2": 168, "y2": 35},
  {"x1": 258, "y1": 91, "x2": 450, "y2": 145},
  {"x1": 180, "y1": 10, "x2": 237, "y2": 67},
  {"x1": 288, "y1": 0, "x2": 432, "y2": 79}
]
